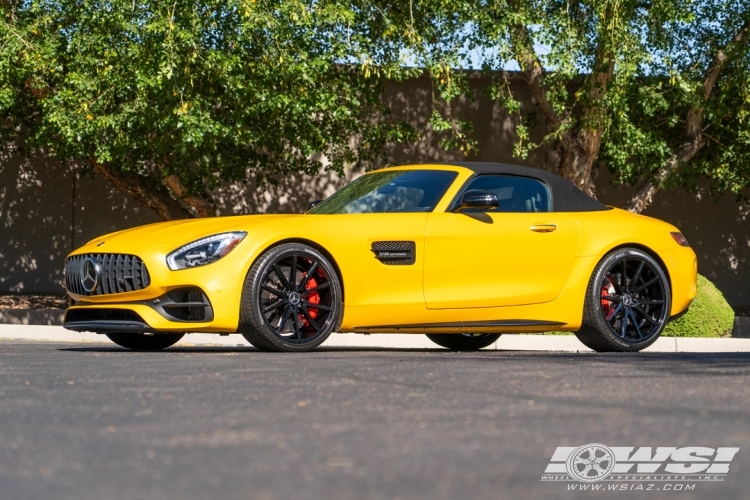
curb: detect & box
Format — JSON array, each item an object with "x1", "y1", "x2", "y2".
[
  {"x1": 1, "y1": 324, "x2": 750, "y2": 353},
  {"x1": 4, "y1": 310, "x2": 749, "y2": 339}
]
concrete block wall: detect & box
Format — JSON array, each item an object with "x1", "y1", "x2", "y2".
[{"x1": 1, "y1": 73, "x2": 748, "y2": 306}]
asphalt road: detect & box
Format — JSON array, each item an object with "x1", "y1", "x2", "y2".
[{"x1": 1, "y1": 340, "x2": 750, "y2": 500}]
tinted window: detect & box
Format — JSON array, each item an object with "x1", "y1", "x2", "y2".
[
  {"x1": 459, "y1": 175, "x2": 551, "y2": 212},
  {"x1": 309, "y1": 170, "x2": 458, "y2": 214}
]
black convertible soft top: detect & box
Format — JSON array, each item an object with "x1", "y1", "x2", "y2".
[{"x1": 440, "y1": 162, "x2": 609, "y2": 212}]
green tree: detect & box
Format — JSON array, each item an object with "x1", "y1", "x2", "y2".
[
  {"x1": 0, "y1": 0, "x2": 415, "y2": 219},
  {"x1": 390, "y1": 0, "x2": 750, "y2": 211}
]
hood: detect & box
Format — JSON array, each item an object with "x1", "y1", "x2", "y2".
[{"x1": 84, "y1": 214, "x2": 299, "y2": 247}]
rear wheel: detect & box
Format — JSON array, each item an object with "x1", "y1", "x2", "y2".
[
  {"x1": 105, "y1": 332, "x2": 184, "y2": 351},
  {"x1": 239, "y1": 243, "x2": 343, "y2": 352},
  {"x1": 426, "y1": 333, "x2": 500, "y2": 351},
  {"x1": 576, "y1": 248, "x2": 671, "y2": 352}
]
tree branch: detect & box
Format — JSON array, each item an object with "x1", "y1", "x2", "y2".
[
  {"x1": 92, "y1": 162, "x2": 191, "y2": 221},
  {"x1": 626, "y1": 19, "x2": 750, "y2": 213},
  {"x1": 162, "y1": 174, "x2": 216, "y2": 217},
  {"x1": 507, "y1": 16, "x2": 560, "y2": 129},
  {"x1": 556, "y1": 35, "x2": 615, "y2": 197}
]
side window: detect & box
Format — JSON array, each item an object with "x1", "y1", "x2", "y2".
[{"x1": 460, "y1": 175, "x2": 551, "y2": 213}]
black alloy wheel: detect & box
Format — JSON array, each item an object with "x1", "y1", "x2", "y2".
[
  {"x1": 425, "y1": 333, "x2": 501, "y2": 351},
  {"x1": 576, "y1": 247, "x2": 671, "y2": 352},
  {"x1": 105, "y1": 332, "x2": 185, "y2": 351},
  {"x1": 240, "y1": 243, "x2": 342, "y2": 352}
]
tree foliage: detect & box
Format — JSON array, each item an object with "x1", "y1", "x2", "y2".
[
  {"x1": 383, "y1": 0, "x2": 750, "y2": 210},
  {"x1": 0, "y1": 0, "x2": 416, "y2": 219},
  {"x1": 2, "y1": 0, "x2": 749, "y2": 218}
]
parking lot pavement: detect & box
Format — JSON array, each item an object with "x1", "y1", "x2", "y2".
[
  {"x1": 3, "y1": 324, "x2": 750, "y2": 352},
  {"x1": 1, "y1": 340, "x2": 749, "y2": 500}
]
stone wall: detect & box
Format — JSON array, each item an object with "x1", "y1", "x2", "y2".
[{"x1": 1, "y1": 73, "x2": 748, "y2": 305}]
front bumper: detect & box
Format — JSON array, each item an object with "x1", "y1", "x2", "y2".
[{"x1": 63, "y1": 243, "x2": 256, "y2": 333}]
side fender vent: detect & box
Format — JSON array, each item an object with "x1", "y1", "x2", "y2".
[{"x1": 371, "y1": 241, "x2": 416, "y2": 266}]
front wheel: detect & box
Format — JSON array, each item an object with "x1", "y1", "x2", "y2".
[
  {"x1": 239, "y1": 243, "x2": 343, "y2": 352},
  {"x1": 426, "y1": 333, "x2": 501, "y2": 351},
  {"x1": 575, "y1": 247, "x2": 671, "y2": 352},
  {"x1": 105, "y1": 332, "x2": 184, "y2": 351}
]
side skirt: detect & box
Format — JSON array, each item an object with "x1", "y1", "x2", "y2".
[{"x1": 352, "y1": 319, "x2": 565, "y2": 334}]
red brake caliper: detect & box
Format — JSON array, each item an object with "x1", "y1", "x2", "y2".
[
  {"x1": 601, "y1": 276, "x2": 617, "y2": 320},
  {"x1": 299, "y1": 276, "x2": 320, "y2": 327}
]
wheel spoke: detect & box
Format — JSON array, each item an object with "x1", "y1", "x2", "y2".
[
  {"x1": 632, "y1": 260, "x2": 645, "y2": 287},
  {"x1": 606, "y1": 273, "x2": 622, "y2": 294},
  {"x1": 273, "y1": 264, "x2": 292, "y2": 290},
  {"x1": 633, "y1": 305, "x2": 658, "y2": 326},
  {"x1": 275, "y1": 306, "x2": 292, "y2": 334},
  {"x1": 304, "y1": 300, "x2": 331, "y2": 312},
  {"x1": 638, "y1": 299, "x2": 664, "y2": 305},
  {"x1": 629, "y1": 310, "x2": 643, "y2": 339},
  {"x1": 298, "y1": 262, "x2": 318, "y2": 290},
  {"x1": 262, "y1": 285, "x2": 284, "y2": 297},
  {"x1": 290, "y1": 254, "x2": 297, "y2": 290},
  {"x1": 302, "y1": 282, "x2": 330, "y2": 295},
  {"x1": 635, "y1": 276, "x2": 659, "y2": 293},
  {"x1": 605, "y1": 303, "x2": 623, "y2": 323},
  {"x1": 620, "y1": 310, "x2": 628, "y2": 338},
  {"x1": 293, "y1": 312, "x2": 301, "y2": 341},
  {"x1": 263, "y1": 298, "x2": 287, "y2": 314},
  {"x1": 601, "y1": 294, "x2": 621, "y2": 302},
  {"x1": 621, "y1": 259, "x2": 628, "y2": 289},
  {"x1": 300, "y1": 306, "x2": 321, "y2": 331}
]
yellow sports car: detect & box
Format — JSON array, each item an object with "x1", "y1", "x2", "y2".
[{"x1": 63, "y1": 163, "x2": 697, "y2": 352}]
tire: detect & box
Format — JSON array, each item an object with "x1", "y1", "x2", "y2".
[
  {"x1": 575, "y1": 247, "x2": 671, "y2": 352},
  {"x1": 105, "y1": 332, "x2": 184, "y2": 351},
  {"x1": 426, "y1": 333, "x2": 501, "y2": 351},
  {"x1": 239, "y1": 243, "x2": 343, "y2": 352}
]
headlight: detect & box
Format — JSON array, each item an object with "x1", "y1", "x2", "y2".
[{"x1": 166, "y1": 232, "x2": 247, "y2": 270}]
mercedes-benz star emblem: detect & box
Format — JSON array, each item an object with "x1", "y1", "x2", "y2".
[{"x1": 80, "y1": 257, "x2": 101, "y2": 293}]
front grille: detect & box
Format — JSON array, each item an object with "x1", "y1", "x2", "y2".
[{"x1": 65, "y1": 253, "x2": 151, "y2": 296}]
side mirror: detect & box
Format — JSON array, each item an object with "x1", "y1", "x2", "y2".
[
  {"x1": 307, "y1": 200, "x2": 323, "y2": 210},
  {"x1": 454, "y1": 190, "x2": 499, "y2": 213}
]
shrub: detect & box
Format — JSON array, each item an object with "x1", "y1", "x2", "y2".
[{"x1": 663, "y1": 274, "x2": 734, "y2": 338}]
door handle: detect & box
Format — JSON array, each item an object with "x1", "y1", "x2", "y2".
[{"x1": 530, "y1": 224, "x2": 557, "y2": 233}]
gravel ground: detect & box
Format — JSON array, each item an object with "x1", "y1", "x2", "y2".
[{"x1": 0, "y1": 294, "x2": 67, "y2": 309}]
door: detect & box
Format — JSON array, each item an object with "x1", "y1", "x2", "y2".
[
  {"x1": 307, "y1": 168, "x2": 459, "y2": 309},
  {"x1": 423, "y1": 174, "x2": 579, "y2": 309}
]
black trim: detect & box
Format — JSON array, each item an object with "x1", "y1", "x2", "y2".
[
  {"x1": 353, "y1": 319, "x2": 565, "y2": 332},
  {"x1": 371, "y1": 241, "x2": 416, "y2": 265},
  {"x1": 151, "y1": 287, "x2": 214, "y2": 322},
  {"x1": 64, "y1": 308, "x2": 157, "y2": 333},
  {"x1": 64, "y1": 321, "x2": 158, "y2": 333},
  {"x1": 437, "y1": 162, "x2": 609, "y2": 212}
]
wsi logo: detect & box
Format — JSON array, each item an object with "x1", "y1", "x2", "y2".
[{"x1": 541, "y1": 444, "x2": 739, "y2": 483}]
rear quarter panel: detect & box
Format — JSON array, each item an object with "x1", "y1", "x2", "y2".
[{"x1": 571, "y1": 208, "x2": 697, "y2": 316}]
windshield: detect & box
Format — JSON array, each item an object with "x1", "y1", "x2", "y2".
[{"x1": 308, "y1": 170, "x2": 458, "y2": 214}]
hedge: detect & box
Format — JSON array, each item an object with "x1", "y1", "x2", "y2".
[{"x1": 663, "y1": 274, "x2": 734, "y2": 338}]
